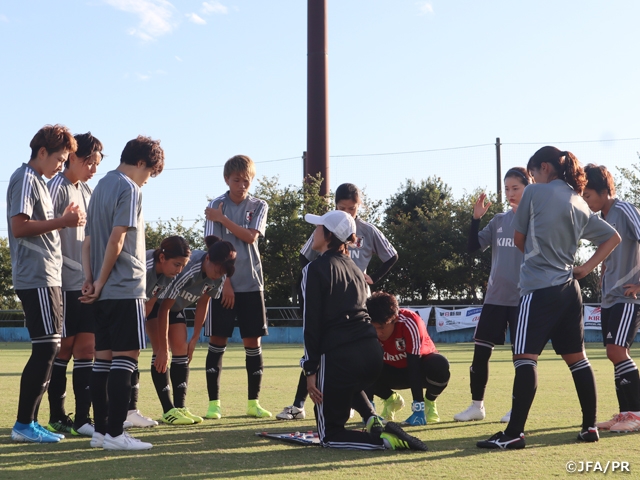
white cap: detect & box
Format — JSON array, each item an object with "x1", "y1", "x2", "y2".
[{"x1": 304, "y1": 210, "x2": 356, "y2": 243}]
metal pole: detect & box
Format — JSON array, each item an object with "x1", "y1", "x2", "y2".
[
  {"x1": 307, "y1": 0, "x2": 329, "y2": 196},
  {"x1": 495, "y1": 137, "x2": 502, "y2": 203}
]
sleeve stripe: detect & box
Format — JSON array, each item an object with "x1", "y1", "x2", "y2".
[
  {"x1": 398, "y1": 313, "x2": 421, "y2": 355},
  {"x1": 20, "y1": 169, "x2": 36, "y2": 213},
  {"x1": 253, "y1": 200, "x2": 268, "y2": 234},
  {"x1": 300, "y1": 263, "x2": 310, "y2": 366},
  {"x1": 300, "y1": 234, "x2": 314, "y2": 256},
  {"x1": 362, "y1": 220, "x2": 397, "y2": 257},
  {"x1": 616, "y1": 201, "x2": 640, "y2": 241},
  {"x1": 204, "y1": 195, "x2": 226, "y2": 237},
  {"x1": 118, "y1": 172, "x2": 139, "y2": 227},
  {"x1": 48, "y1": 175, "x2": 64, "y2": 208}
]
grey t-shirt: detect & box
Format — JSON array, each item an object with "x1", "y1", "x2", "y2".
[
  {"x1": 48, "y1": 173, "x2": 92, "y2": 291},
  {"x1": 86, "y1": 170, "x2": 146, "y2": 300},
  {"x1": 478, "y1": 209, "x2": 522, "y2": 307},
  {"x1": 601, "y1": 199, "x2": 640, "y2": 308},
  {"x1": 7, "y1": 163, "x2": 62, "y2": 290},
  {"x1": 204, "y1": 192, "x2": 267, "y2": 292},
  {"x1": 300, "y1": 217, "x2": 397, "y2": 273},
  {"x1": 145, "y1": 249, "x2": 175, "y2": 300},
  {"x1": 161, "y1": 250, "x2": 224, "y2": 311},
  {"x1": 513, "y1": 179, "x2": 616, "y2": 297}
]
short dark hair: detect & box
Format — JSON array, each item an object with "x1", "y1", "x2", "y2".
[
  {"x1": 366, "y1": 291, "x2": 399, "y2": 325},
  {"x1": 204, "y1": 235, "x2": 237, "y2": 277},
  {"x1": 66, "y1": 132, "x2": 104, "y2": 168},
  {"x1": 121, "y1": 135, "x2": 164, "y2": 177},
  {"x1": 30, "y1": 124, "x2": 77, "y2": 160},
  {"x1": 153, "y1": 236, "x2": 191, "y2": 262},
  {"x1": 584, "y1": 163, "x2": 616, "y2": 197},
  {"x1": 335, "y1": 183, "x2": 361, "y2": 205}
]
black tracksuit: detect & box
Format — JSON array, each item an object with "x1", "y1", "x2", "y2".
[{"x1": 301, "y1": 249, "x2": 384, "y2": 449}]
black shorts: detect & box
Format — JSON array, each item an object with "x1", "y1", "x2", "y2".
[
  {"x1": 473, "y1": 304, "x2": 518, "y2": 345},
  {"x1": 601, "y1": 303, "x2": 640, "y2": 349},
  {"x1": 205, "y1": 291, "x2": 268, "y2": 339},
  {"x1": 62, "y1": 290, "x2": 95, "y2": 337},
  {"x1": 147, "y1": 302, "x2": 185, "y2": 325},
  {"x1": 94, "y1": 298, "x2": 146, "y2": 352},
  {"x1": 16, "y1": 287, "x2": 63, "y2": 339},
  {"x1": 513, "y1": 280, "x2": 583, "y2": 356}
]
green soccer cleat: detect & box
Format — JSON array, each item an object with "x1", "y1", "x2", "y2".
[
  {"x1": 47, "y1": 414, "x2": 74, "y2": 434},
  {"x1": 425, "y1": 398, "x2": 440, "y2": 423},
  {"x1": 179, "y1": 407, "x2": 203, "y2": 424},
  {"x1": 365, "y1": 415, "x2": 384, "y2": 437},
  {"x1": 205, "y1": 400, "x2": 222, "y2": 419},
  {"x1": 162, "y1": 407, "x2": 195, "y2": 425},
  {"x1": 380, "y1": 422, "x2": 429, "y2": 451},
  {"x1": 247, "y1": 399, "x2": 272, "y2": 418},
  {"x1": 381, "y1": 392, "x2": 405, "y2": 421}
]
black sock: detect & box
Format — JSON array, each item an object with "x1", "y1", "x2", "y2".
[
  {"x1": 614, "y1": 374, "x2": 629, "y2": 412},
  {"x1": 129, "y1": 366, "x2": 140, "y2": 411},
  {"x1": 206, "y1": 343, "x2": 226, "y2": 401},
  {"x1": 425, "y1": 355, "x2": 451, "y2": 401},
  {"x1": 151, "y1": 356, "x2": 174, "y2": 413},
  {"x1": 72, "y1": 358, "x2": 93, "y2": 426},
  {"x1": 170, "y1": 355, "x2": 189, "y2": 409},
  {"x1": 91, "y1": 359, "x2": 111, "y2": 435},
  {"x1": 470, "y1": 342, "x2": 493, "y2": 401},
  {"x1": 107, "y1": 356, "x2": 136, "y2": 438},
  {"x1": 47, "y1": 357, "x2": 69, "y2": 422},
  {"x1": 615, "y1": 359, "x2": 640, "y2": 412},
  {"x1": 569, "y1": 358, "x2": 597, "y2": 430},
  {"x1": 17, "y1": 338, "x2": 59, "y2": 424},
  {"x1": 504, "y1": 359, "x2": 537, "y2": 438},
  {"x1": 293, "y1": 370, "x2": 307, "y2": 408},
  {"x1": 245, "y1": 347, "x2": 263, "y2": 400}
]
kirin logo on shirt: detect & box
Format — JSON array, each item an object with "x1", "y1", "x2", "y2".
[
  {"x1": 245, "y1": 210, "x2": 254, "y2": 224},
  {"x1": 395, "y1": 338, "x2": 406, "y2": 352},
  {"x1": 354, "y1": 236, "x2": 364, "y2": 248}
]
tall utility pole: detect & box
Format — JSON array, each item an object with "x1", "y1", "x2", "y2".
[
  {"x1": 495, "y1": 137, "x2": 502, "y2": 202},
  {"x1": 306, "y1": 0, "x2": 329, "y2": 196}
]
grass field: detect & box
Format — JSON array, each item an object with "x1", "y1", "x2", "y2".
[{"x1": 1, "y1": 342, "x2": 639, "y2": 479}]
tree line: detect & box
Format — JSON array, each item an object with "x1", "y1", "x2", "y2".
[{"x1": 2, "y1": 164, "x2": 639, "y2": 310}]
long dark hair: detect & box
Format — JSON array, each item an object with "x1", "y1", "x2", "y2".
[
  {"x1": 504, "y1": 166, "x2": 532, "y2": 186},
  {"x1": 527, "y1": 146, "x2": 586, "y2": 194},
  {"x1": 153, "y1": 236, "x2": 191, "y2": 262},
  {"x1": 204, "y1": 235, "x2": 236, "y2": 277}
]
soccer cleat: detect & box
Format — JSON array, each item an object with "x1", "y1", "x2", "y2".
[
  {"x1": 47, "y1": 414, "x2": 74, "y2": 433},
  {"x1": 71, "y1": 421, "x2": 95, "y2": 437},
  {"x1": 425, "y1": 399, "x2": 440, "y2": 423},
  {"x1": 596, "y1": 413, "x2": 625, "y2": 430},
  {"x1": 123, "y1": 420, "x2": 134, "y2": 429},
  {"x1": 205, "y1": 400, "x2": 222, "y2": 419},
  {"x1": 404, "y1": 411, "x2": 427, "y2": 426},
  {"x1": 610, "y1": 412, "x2": 640, "y2": 433},
  {"x1": 381, "y1": 392, "x2": 405, "y2": 421},
  {"x1": 380, "y1": 421, "x2": 428, "y2": 451},
  {"x1": 365, "y1": 415, "x2": 384, "y2": 437},
  {"x1": 577, "y1": 426, "x2": 599, "y2": 442},
  {"x1": 454, "y1": 403, "x2": 486, "y2": 421},
  {"x1": 162, "y1": 407, "x2": 195, "y2": 425},
  {"x1": 90, "y1": 432, "x2": 105, "y2": 448},
  {"x1": 103, "y1": 432, "x2": 152, "y2": 451},
  {"x1": 126, "y1": 409, "x2": 158, "y2": 427},
  {"x1": 35, "y1": 422, "x2": 64, "y2": 439},
  {"x1": 477, "y1": 431, "x2": 526, "y2": 450},
  {"x1": 179, "y1": 407, "x2": 203, "y2": 424},
  {"x1": 11, "y1": 421, "x2": 61, "y2": 443},
  {"x1": 247, "y1": 400, "x2": 272, "y2": 418},
  {"x1": 500, "y1": 409, "x2": 512, "y2": 423},
  {"x1": 276, "y1": 405, "x2": 306, "y2": 420}
]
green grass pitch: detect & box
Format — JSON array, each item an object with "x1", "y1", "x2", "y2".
[{"x1": 0, "y1": 342, "x2": 638, "y2": 479}]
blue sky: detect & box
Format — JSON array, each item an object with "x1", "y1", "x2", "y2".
[{"x1": 2, "y1": 0, "x2": 640, "y2": 235}]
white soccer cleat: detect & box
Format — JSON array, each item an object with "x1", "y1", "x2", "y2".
[
  {"x1": 90, "y1": 432, "x2": 105, "y2": 448},
  {"x1": 596, "y1": 413, "x2": 625, "y2": 430},
  {"x1": 500, "y1": 409, "x2": 511, "y2": 423},
  {"x1": 276, "y1": 406, "x2": 306, "y2": 420},
  {"x1": 123, "y1": 420, "x2": 134, "y2": 429},
  {"x1": 610, "y1": 412, "x2": 640, "y2": 433},
  {"x1": 103, "y1": 432, "x2": 153, "y2": 451},
  {"x1": 454, "y1": 403, "x2": 486, "y2": 422},
  {"x1": 126, "y1": 409, "x2": 159, "y2": 427}
]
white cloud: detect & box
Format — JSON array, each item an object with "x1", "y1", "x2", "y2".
[
  {"x1": 186, "y1": 13, "x2": 206, "y2": 25},
  {"x1": 175, "y1": 56, "x2": 183, "y2": 61},
  {"x1": 416, "y1": 2, "x2": 434, "y2": 15},
  {"x1": 104, "y1": 0, "x2": 177, "y2": 40},
  {"x1": 136, "y1": 73, "x2": 151, "y2": 81},
  {"x1": 202, "y1": 1, "x2": 228, "y2": 15},
  {"x1": 0, "y1": 14, "x2": 8, "y2": 22}
]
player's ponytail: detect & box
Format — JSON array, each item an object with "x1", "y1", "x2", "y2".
[
  {"x1": 323, "y1": 227, "x2": 355, "y2": 255},
  {"x1": 561, "y1": 150, "x2": 587, "y2": 194},
  {"x1": 204, "y1": 235, "x2": 237, "y2": 277},
  {"x1": 153, "y1": 235, "x2": 191, "y2": 262},
  {"x1": 527, "y1": 146, "x2": 586, "y2": 193},
  {"x1": 584, "y1": 164, "x2": 616, "y2": 196}
]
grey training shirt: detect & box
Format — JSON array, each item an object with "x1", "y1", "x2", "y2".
[
  {"x1": 146, "y1": 249, "x2": 175, "y2": 300},
  {"x1": 478, "y1": 209, "x2": 522, "y2": 307},
  {"x1": 86, "y1": 170, "x2": 146, "y2": 300},
  {"x1": 7, "y1": 163, "x2": 62, "y2": 290},
  {"x1": 300, "y1": 216, "x2": 397, "y2": 273},
  {"x1": 601, "y1": 199, "x2": 640, "y2": 308},
  {"x1": 204, "y1": 192, "x2": 267, "y2": 292},
  {"x1": 48, "y1": 173, "x2": 92, "y2": 291},
  {"x1": 512, "y1": 179, "x2": 616, "y2": 297}
]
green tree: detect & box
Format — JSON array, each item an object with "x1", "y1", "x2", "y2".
[
  {"x1": 0, "y1": 237, "x2": 19, "y2": 309},
  {"x1": 145, "y1": 218, "x2": 205, "y2": 251}
]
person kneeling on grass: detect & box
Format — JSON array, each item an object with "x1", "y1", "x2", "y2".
[
  {"x1": 301, "y1": 210, "x2": 427, "y2": 451},
  {"x1": 366, "y1": 292, "x2": 450, "y2": 425}
]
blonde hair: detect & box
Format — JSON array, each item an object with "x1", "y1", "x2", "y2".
[{"x1": 224, "y1": 155, "x2": 256, "y2": 180}]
